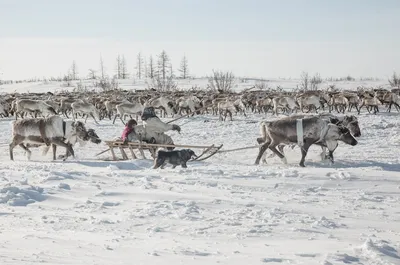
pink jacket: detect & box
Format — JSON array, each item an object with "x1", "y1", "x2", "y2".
[{"x1": 121, "y1": 126, "x2": 133, "y2": 141}]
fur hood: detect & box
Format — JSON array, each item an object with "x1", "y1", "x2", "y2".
[{"x1": 141, "y1": 107, "x2": 157, "y2": 121}]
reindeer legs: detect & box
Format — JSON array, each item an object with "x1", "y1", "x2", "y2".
[
  {"x1": 255, "y1": 141, "x2": 270, "y2": 165},
  {"x1": 50, "y1": 138, "x2": 75, "y2": 160},
  {"x1": 268, "y1": 142, "x2": 287, "y2": 164},
  {"x1": 39, "y1": 119, "x2": 50, "y2": 146},
  {"x1": 299, "y1": 142, "x2": 312, "y2": 167},
  {"x1": 325, "y1": 140, "x2": 338, "y2": 164},
  {"x1": 18, "y1": 144, "x2": 32, "y2": 160},
  {"x1": 90, "y1": 113, "x2": 99, "y2": 124}
]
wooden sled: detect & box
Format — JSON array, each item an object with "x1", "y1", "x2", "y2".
[{"x1": 101, "y1": 141, "x2": 223, "y2": 162}]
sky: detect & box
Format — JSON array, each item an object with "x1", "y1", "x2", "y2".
[{"x1": 1, "y1": 0, "x2": 399, "y2": 80}]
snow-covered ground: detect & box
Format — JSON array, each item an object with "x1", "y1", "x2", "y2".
[
  {"x1": 0, "y1": 81, "x2": 400, "y2": 265},
  {"x1": 0, "y1": 77, "x2": 392, "y2": 94}
]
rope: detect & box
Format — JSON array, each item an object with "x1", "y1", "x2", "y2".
[{"x1": 217, "y1": 144, "x2": 261, "y2": 154}]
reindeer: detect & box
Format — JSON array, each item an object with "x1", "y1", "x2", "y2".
[
  {"x1": 59, "y1": 98, "x2": 76, "y2": 118},
  {"x1": 272, "y1": 96, "x2": 299, "y2": 115},
  {"x1": 296, "y1": 94, "x2": 322, "y2": 113},
  {"x1": 327, "y1": 93, "x2": 349, "y2": 113},
  {"x1": 255, "y1": 116, "x2": 358, "y2": 167},
  {"x1": 255, "y1": 97, "x2": 273, "y2": 114},
  {"x1": 44, "y1": 100, "x2": 60, "y2": 114},
  {"x1": 176, "y1": 95, "x2": 202, "y2": 116},
  {"x1": 104, "y1": 99, "x2": 126, "y2": 120},
  {"x1": 233, "y1": 97, "x2": 247, "y2": 117},
  {"x1": 113, "y1": 100, "x2": 145, "y2": 125},
  {"x1": 0, "y1": 100, "x2": 10, "y2": 117},
  {"x1": 380, "y1": 92, "x2": 400, "y2": 112},
  {"x1": 259, "y1": 113, "x2": 361, "y2": 163},
  {"x1": 9, "y1": 116, "x2": 90, "y2": 161},
  {"x1": 359, "y1": 94, "x2": 382, "y2": 114},
  {"x1": 341, "y1": 92, "x2": 360, "y2": 113},
  {"x1": 217, "y1": 100, "x2": 236, "y2": 121},
  {"x1": 71, "y1": 100, "x2": 101, "y2": 124},
  {"x1": 14, "y1": 99, "x2": 57, "y2": 119},
  {"x1": 146, "y1": 96, "x2": 177, "y2": 117}
]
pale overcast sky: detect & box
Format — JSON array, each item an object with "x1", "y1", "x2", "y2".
[{"x1": 0, "y1": 0, "x2": 399, "y2": 80}]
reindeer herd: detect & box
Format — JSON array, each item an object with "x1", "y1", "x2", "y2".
[
  {"x1": 1, "y1": 86, "x2": 399, "y2": 124},
  {"x1": 1, "y1": 85, "x2": 398, "y2": 165}
]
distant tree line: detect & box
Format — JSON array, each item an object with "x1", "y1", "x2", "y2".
[{"x1": 60, "y1": 50, "x2": 191, "y2": 83}]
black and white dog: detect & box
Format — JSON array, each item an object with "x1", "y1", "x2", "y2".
[{"x1": 153, "y1": 149, "x2": 197, "y2": 169}]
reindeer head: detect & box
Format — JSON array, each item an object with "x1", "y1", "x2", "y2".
[
  {"x1": 141, "y1": 107, "x2": 157, "y2": 120},
  {"x1": 337, "y1": 125, "x2": 358, "y2": 146},
  {"x1": 87, "y1": 128, "x2": 101, "y2": 144},
  {"x1": 167, "y1": 101, "x2": 178, "y2": 115},
  {"x1": 344, "y1": 115, "x2": 361, "y2": 137},
  {"x1": 72, "y1": 121, "x2": 89, "y2": 141},
  {"x1": 44, "y1": 106, "x2": 57, "y2": 116}
]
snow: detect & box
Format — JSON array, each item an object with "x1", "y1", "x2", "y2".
[
  {"x1": 0, "y1": 77, "x2": 392, "y2": 95},
  {"x1": 0, "y1": 80, "x2": 399, "y2": 264}
]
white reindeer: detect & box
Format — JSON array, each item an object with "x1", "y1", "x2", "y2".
[
  {"x1": 176, "y1": 95, "x2": 202, "y2": 115},
  {"x1": 104, "y1": 99, "x2": 128, "y2": 120},
  {"x1": 272, "y1": 96, "x2": 299, "y2": 115},
  {"x1": 59, "y1": 98, "x2": 75, "y2": 118},
  {"x1": 71, "y1": 100, "x2": 100, "y2": 124},
  {"x1": 217, "y1": 100, "x2": 236, "y2": 121},
  {"x1": 113, "y1": 100, "x2": 145, "y2": 124},
  {"x1": 297, "y1": 94, "x2": 322, "y2": 113},
  {"x1": 146, "y1": 96, "x2": 177, "y2": 117},
  {"x1": 359, "y1": 95, "x2": 382, "y2": 114},
  {"x1": 14, "y1": 99, "x2": 57, "y2": 119}
]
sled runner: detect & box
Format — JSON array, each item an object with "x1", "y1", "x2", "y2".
[{"x1": 100, "y1": 141, "x2": 223, "y2": 162}]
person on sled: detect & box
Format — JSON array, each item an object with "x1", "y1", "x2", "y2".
[
  {"x1": 120, "y1": 107, "x2": 179, "y2": 147},
  {"x1": 140, "y1": 107, "x2": 181, "y2": 134}
]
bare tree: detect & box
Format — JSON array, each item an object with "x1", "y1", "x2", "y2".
[
  {"x1": 136, "y1": 52, "x2": 144, "y2": 79},
  {"x1": 148, "y1": 55, "x2": 155, "y2": 79},
  {"x1": 389, "y1": 72, "x2": 400, "y2": 88},
  {"x1": 157, "y1": 50, "x2": 171, "y2": 80},
  {"x1": 255, "y1": 81, "x2": 270, "y2": 90},
  {"x1": 116, "y1": 54, "x2": 122, "y2": 79},
  {"x1": 169, "y1": 63, "x2": 174, "y2": 78},
  {"x1": 178, "y1": 55, "x2": 189, "y2": 79},
  {"x1": 147, "y1": 76, "x2": 177, "y2": 92},
  {"x1": 62, "y1": 74, "x2": 72, "y2": 87},
  {"x1": 208, "y1": 70, "x2": 235, "y2": 92},
  {"x1": 99, "y1": 55, "x2": 106, "y2": 79},
  {"x1": 70, "y1": 60, "x2": 78, "y2": 80},
  {"x1": 299, "y1": 71, "x2": 309, "y2": 91},
  {"x1": 120, "y1": 55, "x2": 129, "y2": 79},
  {"x1": 88, "y1": 69, "x2": 97, "y2": 80},
  {"x1": 310, "y1": 73, "x2": 322, "y2": 90},
  {"x1": 144, "y1": 57, "x2": 148, "y2": 79}
]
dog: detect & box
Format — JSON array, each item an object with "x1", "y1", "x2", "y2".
[{"x1": 153, "y1": 149, "x2": 197, "y2": 169}]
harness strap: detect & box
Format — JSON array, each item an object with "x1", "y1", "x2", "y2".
[
  {"x1": 296, "y1": 119, "x2": 304, "y2": 147},
  {"x1": 317, "y1": 121, "x2": 330, "y2": 143},
  {"x1": 62, "y1": 121, "x2": 66, "y2": 138}
]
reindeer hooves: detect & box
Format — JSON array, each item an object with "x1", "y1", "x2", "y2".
[{"x1": 320, "y1": 153, "x2": 334, "y2": 164}]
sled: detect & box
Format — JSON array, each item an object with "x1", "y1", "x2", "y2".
[{"x1": 101, "y1": 140, "x2": 223, "y2": 162}]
